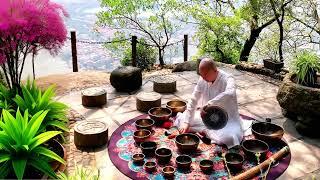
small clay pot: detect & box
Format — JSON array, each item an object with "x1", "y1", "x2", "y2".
[
  {"x1": 155, "y1": 148, "x2": 172, "y2": 165},
  {"x1": 144, "y1": 161, "x2": 157, "y2": 173},
  {"x1": 162, "y1": 166, "x2": 175, "y2": 179},
  {"x1": 199, "y1": 159, "x2": 214, "y2": 174},
  {"x1": 135, "y1": 118, "x2": 155, "y2": 131},
  {"x1": 175, "y1": 155, "x2": 192, "y2": 171},
  {"x1": 140, "y1": 141, "x2": 157, "y2": 157},
  {"x1": 132, "y1": 153, "x2": 145, "y2": 166}
]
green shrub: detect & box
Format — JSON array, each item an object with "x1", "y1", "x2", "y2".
[
  {"x1": 0, "y1": 109, "x2": 64, "y2": 179},
  {"x1": 121, "y1": 39, "x2": 157, "y2": 70},
  {"x1": 13, "y1": 80, "x2": 68, "y2": 132},
  {"x1": 291, "y1": 50, "x2": 320, "y2": 86},
  {"x1": 0, "y1": 84, "x2": 16, "y2": 113},
  {"x1": 58, "y1": 164, "x2": 100, "y2": 180}
]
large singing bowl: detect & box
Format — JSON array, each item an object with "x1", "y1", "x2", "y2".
[
  {"x1": 175, "y1": 133, "x2": 200, "y2": 153},
  {"x1": 252, "y1": 122, "x2": 284, "y2": 144},
  {"x1": 148, "y1": 107, "x2": 172, "y2": 126},
  {"x1": 166, "y1": 99, "x2": 187, "y2": 116}
]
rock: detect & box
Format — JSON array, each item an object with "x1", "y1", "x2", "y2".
[
  {"x1": 295, "y1": 121, "x2": 320, "y2": 138},
  {"x1": 172, "y1": 61, "x2": 197, "y2": 72},
  {"x1": 110, "y1": 66, "x2": 142, "y2": 92}
]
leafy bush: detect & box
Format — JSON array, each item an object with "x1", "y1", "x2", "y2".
[
  {"x1": 291, "y1": 50, "x2": 320, "y2": 86},
  {"x1": 0, "y1": 84, "x2": 16, "y2": 113},
  {"x1": 0, "y1": 109, "x2": 65, "y2": 179},
  {"x1": 58, "y1": 164, "x2": 100, "y2": 180},
  {"x1": 13, "y1": 80, "x2": 68, "y2": 132},
  {"x1": 121, "y1": 39, "x2": 157, "y2": 70}
]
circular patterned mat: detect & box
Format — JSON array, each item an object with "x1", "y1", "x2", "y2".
[{"x1": 108, "y1": 114, "x2": 291, "y2": 180}]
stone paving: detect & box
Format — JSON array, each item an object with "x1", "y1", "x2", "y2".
[{"x1": 57, "y1": 66, "x2": 320, "y2": 180}]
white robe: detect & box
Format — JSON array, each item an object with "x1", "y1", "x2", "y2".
[{"x1": 174, "y1": 70, "x2": 243, "y2": 149}]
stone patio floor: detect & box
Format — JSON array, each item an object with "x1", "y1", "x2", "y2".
[{"x1": 57, "y1": 66, "x2": 320, "y2": 180}]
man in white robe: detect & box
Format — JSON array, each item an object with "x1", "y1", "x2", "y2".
[{"x1": 173, "y1": 58, "x2": 243, "y2": 149}]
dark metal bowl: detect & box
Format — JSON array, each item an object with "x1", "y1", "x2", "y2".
[
  {"x1": 252, "y1": 122, "x2": 284, "y2": 144},
  {"x1": 199, "y1": 159, "x2": 213, "y2": 174},
  {"x1": 162, "y1": 166, "x2": 175, "y2": 179},
  {"x1": 166, "y1": 99, "x2": 187, "y2": 116},
  {"x1": 133, "y1": 129, "x2": 151, "y2": 144},
  {"x1": 132, "y1": 153, "x2": 145, "y2": 166},
  {"x1": 241, "y1": 139, "x2": 269, "y2": 162},
  {"x1": 144, "y1": 161, "x2": 157, "y2": 173},
  {"x1": 175, "y1": 155, "x2": 192, "y2": 171},
  {"x1": 202, "y1": 105, "x2": 228, "y2": 130},
  {"x1": 155, "y1": 148, "x2": 172, "y2": 165},
  {"x1": 140, "y1": 141, "x2": 157, "y2": 157},
  {"x1": 148, "y1": 107, "x2": 172, "y2": 126},
  {"x1": 225, "y1": 152, "x2": 244, "y2": 173},
  {"x1": 175, "y1": 133, "x2": 200, "y2": 153},
  {"x1": 135, "y1": 118, "x2": 155, "y2": 131}
]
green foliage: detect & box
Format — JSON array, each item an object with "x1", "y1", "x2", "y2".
[
  {"x1": 0, "y1": 109, "x2": 64, "y2": 179},
  {"x1": 0, "y1": 84, "x2": 16, "y2": 113},
  {"x1": 121, "y1": 39, "x2": 156, "y2": 69},
  {"x1": 13, "y1": 80, "x2": 68, "y2": 132},
  {"x1": 291, "y1": 50, "x2": 320, "y2": 86},
  {"x1": 58, "y1": 164, "x2": 100, "y2": 180}
]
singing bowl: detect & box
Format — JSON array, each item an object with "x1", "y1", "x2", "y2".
[
  {"x1": 175, "y1": 155, "x2": 192, "y2": 170},
  {"x1": 241, "y1": 139, "x2": 269, "y2": 162},
  {"x1": 202, "y1": 105, "x2": 228, "y2": 130},
  {"x1": 155, "y1": 148, "x2": 172, "y2": 165},
  {"x1": 175, "y1": 133, "x2": 200, "y2": 153},
  {"x1": 148, "y1": 107, "x2": 172, "y2": 126},
  {"x1": 144, "y1": 161, "x2": 157, "y2": 173},
  {"x1": 166, "y1": 99, "x2": 187, "y2": 115},
  {"x1": 162, "y1": 166, "x2": 175, "y2": 179},
  {"x1": 133, "y1": 129, "x2": 151, "y2": 144},
  {"x1": 135, "y1": 118, "x2": 155, "y2": 131},
  {"x1": 132, "y1": 153, "x2": 145, "y2": 165},
  {"x1": 140, "y1": 141, "x2": 157, "y2": 157},
  {"x1": 225, "y1": 152, "x2": 244, "y2": 172},
  {"x1": 199, "y1": 159, "x2": 214, "y2": 174},
  {"x1": 251, "y1": 122, "x2": 284, "y2": 143}
]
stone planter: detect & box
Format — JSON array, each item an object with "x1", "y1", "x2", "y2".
[
  {"x1": 263, "y1": 59, "x2": 284, "y2": 73},
  {"x1": 276, "y1": 73, "x2": 320, "y2": 137}
]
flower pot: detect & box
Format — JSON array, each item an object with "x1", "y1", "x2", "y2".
[
  {"x1": 263, "y1": 59, "x2": 284, "y2": 73},
  {"x1": 48, "y1": 139, "x2": 67, "y2": 172},
  {"x1": 301, "y1": 68, "x2": 317, "y2": 87}
]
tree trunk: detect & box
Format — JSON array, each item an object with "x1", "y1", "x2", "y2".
[
  {"x1": 278, "y1": 22, "x2": 284, "y2": 62},
  {"x1": 239, "y1": 28, "x2": 262, "y2": 61},
  {"x1": 32, "y1": 52, "x2": 35, "y2": 80},
  {"x1": 158, "y1": 47, "x2": 165, "y2": 66}
]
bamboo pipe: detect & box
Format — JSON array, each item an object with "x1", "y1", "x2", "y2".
[{"x1": 231, "y1": 146, "x2": 290, "y2": 180}]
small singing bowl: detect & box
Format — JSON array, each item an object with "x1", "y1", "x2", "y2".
[
  {"x1": 140, "y1": 141, "x2": 157, "y2": 157},
  {"x1": 199, "y1": 159, "x2": 214, "y2": 174},
  {"x1": 175, "y1": 155, "x2": 192, "y2": 171},
  {"x1": 225, "y1": 152, "x2": 244, "y2": 172},
  {"x1": 252, "y1": 122, "x2": 284, "y2": 144},
  {"x1": 135, "y1": 118, "x2": 155, "y2": 131},
  {"x1": 242, "y1": 139, "x2": 269, "y2": 162},
  {"x1": 166, "y1": 99, "x2": 187, "y2": 116},
  {"x1": 132, "y1": 153, "x2": 145, "y2": 166},
  {"x1": 175, "y1": 133, "x2": 200, "y2": 153},
  {"x1": 162, "y1": 166, "x2": 175, "y2": 179},
  {"x1": 133, "y1": 129, "x2": 151, "y2": 144},
  {"x1": 144, "y1": 161, "x2": 157, "y2": 173},
  {"x1": 148, "y1": 107, "x2": 172, "y2": 126},
  {"x1": 155, "y1": 148, "x2": 172, "y2": 165}
]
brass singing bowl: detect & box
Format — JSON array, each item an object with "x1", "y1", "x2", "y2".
[
  {"x1": 241, "y1": 139, "x2": 269, "y2": 162},
  {"x1": 144, "y1": 161, "x2": 157, "y2": 173},
  {"x1": 175, "y1": 155, "x2": 192, "y2": 170},
  {"x1": 140, "y1": 141, "x2": 157, "y2": 157},
  {"x1": 131, "y1": 153, "x2": 145, "y2": 165},
  {"x1": 252, "y1": 122, "x2": 284, "y2": 143},
  {"x1": 162, "y1": 166, "x2": 175, "y2": 179},
  {"x1": 135, "y1": 118, "x2": 155, "y2": 131},
  {"x1": 155, "y1": 148, "x2": 172, "y2": 165},
  {"x1": 133, "y1": 129, "x2": 151, "y2": 143},
  {"x1": 225, "y1": 152, "x2": 244, "y2": 172},
  {"x1": 199, "y1": 159, "x2": 214, "y2": 173},
  {"x1": 175, "y1": 133, "x2": 200, "y2": 153},
  {"x1": 166, "y1": 99, "x2": 187, "y2": 115},
  {"x1": 148, "y1": 107, "x2": 172, "y2": 126}
]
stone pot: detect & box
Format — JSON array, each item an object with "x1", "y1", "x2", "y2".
[
  {"x1": 277, "y1": 73, "x2": 320, "y2": 137},
  {"x1": 263, "y1": 59, "x2": 284, "y2": 73}
]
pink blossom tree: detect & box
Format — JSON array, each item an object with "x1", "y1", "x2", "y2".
[{"x1": 0, "y1": 0, "x2": 68, "y2": 90}]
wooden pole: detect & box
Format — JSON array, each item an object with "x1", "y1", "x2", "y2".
[
  {"x1": 132, "y1": 36, "x2": 137, "y2": 67},
  {"x1": 183, "y1": 34, "x2": 188, "y2": 62},
  {"x1": 71, "y1": 31, "x2": 78, "y2": 72}
]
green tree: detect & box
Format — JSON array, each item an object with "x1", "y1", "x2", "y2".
[{"x1": 97, "y1": 0, "x2": 182, "y2": 66}]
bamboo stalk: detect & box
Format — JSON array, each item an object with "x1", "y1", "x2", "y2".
[{"x1": 231, "y1": 146, "x2": 290, "y2": 180}]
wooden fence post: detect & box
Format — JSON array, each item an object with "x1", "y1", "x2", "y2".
[
  {"x1": 183, "y1": 34, "x2": 188, "y2": 62},
  {"x1": 71, "y1": 31, "x2": 78, "y2": 72},
  {"x1": 132, "y1": 36, "x2": 137, "y2": 67}
]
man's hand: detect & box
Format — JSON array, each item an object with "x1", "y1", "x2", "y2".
[
  {"x1": 200, "y1": 105, "x2": 208, "y2": 119},
  {"x1": 179, "y1": 122, "x2": 189, "y2": 134}
]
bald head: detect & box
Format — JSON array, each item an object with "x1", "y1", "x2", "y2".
[{"x1": 199, "y1": 58, "x2": 218, "y2": 82}]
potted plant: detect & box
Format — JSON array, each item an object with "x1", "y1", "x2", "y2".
[
  {"x1": 263, "y1": 59, "x2": 284, "y2": 73},
  {"x1": 291, "y1": 50, "x2": 320, "y2": 87},
  {"x1": 260, "y1": 34, "x2": 284, "y2": 73},
  {"x1": 0, "y1": 110, "x2": 65, "y2": 179}
]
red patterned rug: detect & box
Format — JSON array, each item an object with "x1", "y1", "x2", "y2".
[{"x1": 108, "y1": 114, "x2": 291, "y2": 180}]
